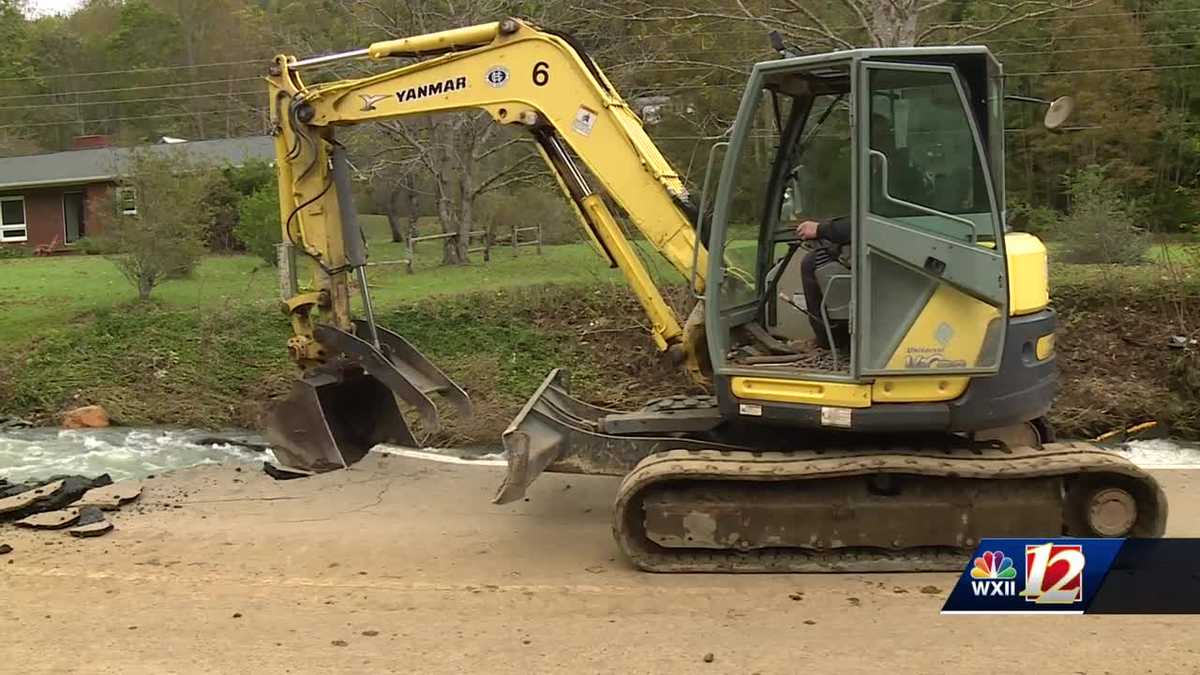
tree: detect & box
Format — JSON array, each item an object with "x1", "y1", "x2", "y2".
[{"x1": 97, "y1": 151, "x2": 217, "y2": 300}]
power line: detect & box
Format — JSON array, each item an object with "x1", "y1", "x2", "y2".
[
  {"x1": 998, "y1": 40, "x2": 1200, "y2": 57},
  {"x1": 0, "y1": 59, "x2": 263, "y2": 84},
  {"x1": 608, "y1": 5, "x2": 1200, "y2": 38},
  {"x1": 0, "y1": 107, "x2": 265, "y2": 130},
  {"x1": 0, "y1": 76, "x2": 261, "y2": 102},
  {"x1": 0, "y1": 89, "x2": 263, "y2": 112},
  {"x1": 1009, "y1": 62, "x2": 1200, "y2": 76}
]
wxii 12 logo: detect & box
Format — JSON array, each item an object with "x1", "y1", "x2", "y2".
[{"x1": 969, "y1": 543, "x2": 1085, "y2": 604}]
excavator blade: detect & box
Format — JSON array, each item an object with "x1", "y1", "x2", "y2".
[
  {"x1": 493, "y1": 369, "x2": 729, "y2": 504},
  {"x1": 265, "y1": 324, "x2": 472, "y2": 473}
]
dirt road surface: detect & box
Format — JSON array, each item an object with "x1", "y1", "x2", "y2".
[{"x1": 2, "y1": 454, "x2": 1198, "y2": 674}]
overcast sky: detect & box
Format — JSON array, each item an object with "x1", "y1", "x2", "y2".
[{"x1": 24, "y1": 0, "x2": 84, "y2": 17}]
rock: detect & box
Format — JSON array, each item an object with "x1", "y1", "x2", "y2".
[
  {"x1": 0, "y1": 544, "x2": 11, "y2": 555},
  {"x1": 703, "y1": 653, "x2": 715, "y2": 663},
  {"x1": 330, "y1": 640, "x2": 349, "y2": 648},
  {"x1": 919, "y1": 585, "x2": 942, "y2": 595},
  {"x1": 62, "y1": 405, "x2": 110, "y2": 429},
  {"x1": 75, "y1": 480, "x2": 143, "y2": 511},
  {"x1": 75, "y1": 506, "x2": 105, "y2": 526},
  {"x1": 68, "y1": 519, "x2": 113, "y2": 538},
  {"x1": 15, "y1": 508, "x2": 80, "y2": 530}
]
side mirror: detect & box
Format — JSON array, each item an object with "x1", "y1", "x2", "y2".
[
  {"x1": 1005, "y1": 94, "x2": 1076, "y2": 131},
  {"x1": 1043, "y1": 96, "x2": 1075, "y2": 131}
]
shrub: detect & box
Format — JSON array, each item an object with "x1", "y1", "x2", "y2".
[
  {"x1": 1006, "y1": 198, "x2": 1060, "y2": 238},
  {"x1": 234, "y1": 185, "x2": 281, "y2": 266},
  {"x1": 94, "y1": 151, "x2": 217, "y2": 300},
  {"x1": 0, "y1": 245, "x2": 29, "y2": 260},
  {"x1": 208, "y1": 161, "x2": 277, "y2": 251},
  {"x1": 1055, "y1": 165, "x2": 1148, "y2": 265}
]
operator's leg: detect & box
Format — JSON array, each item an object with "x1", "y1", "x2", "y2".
[{"x1": 800, "y1": 249, "x2": 832, "y2": 349}]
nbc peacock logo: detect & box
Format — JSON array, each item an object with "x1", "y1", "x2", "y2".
[{"x1": 969, "y1": 550, "x2": 1018, "y2": 597}]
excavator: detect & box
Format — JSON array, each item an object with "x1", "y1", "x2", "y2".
[{"x1": 264, "y1": 17, "x2": 1167, "y2": 572}]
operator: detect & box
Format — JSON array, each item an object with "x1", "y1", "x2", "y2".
[
  {"x1": 790, "y1": 111, "x2": 923, "y2": 351},
  {"x1": 793, "y1": 215, "x2": 850, "y2": 350}
]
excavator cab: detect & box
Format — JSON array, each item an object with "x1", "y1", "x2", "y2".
[{"x1": 703, "y1": 49, "x2": 1042, "y2": 433}]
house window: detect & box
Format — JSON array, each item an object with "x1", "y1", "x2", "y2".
[
  {"x1": 1, "y1": 196, "x2": 27, "y2": 243},
  {"x1": 117, "y1": 187, "x2": 137, "y2": 215}
]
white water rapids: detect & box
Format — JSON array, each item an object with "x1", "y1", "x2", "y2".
[{"x1": 0, "y1": 427, "x2": 1197, "y2": 482}]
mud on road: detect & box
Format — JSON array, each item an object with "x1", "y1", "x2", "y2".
[{"x1": 2, "y1": 455, "x2": 1199, "y2": 674}]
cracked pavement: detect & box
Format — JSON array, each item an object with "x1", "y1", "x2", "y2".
[{"x1": 2, "y1": 454, "x2": 1198, "y2": 674}]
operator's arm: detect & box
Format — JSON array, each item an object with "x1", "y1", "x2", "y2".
[
  {"x1": 795, "y1": 216, "x2": 851, "y2": 245},
  {"x1": 816, "y1": 216, "x2": 851, "y2": 245}
]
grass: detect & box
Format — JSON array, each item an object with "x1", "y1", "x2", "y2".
[{"x1": 0, "y1": 241, "x2": 629, "y2": 345}]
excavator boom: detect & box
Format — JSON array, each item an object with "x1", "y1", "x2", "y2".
[{"x1": 265, "y1": 18, "x2": 710, "y2": 470}]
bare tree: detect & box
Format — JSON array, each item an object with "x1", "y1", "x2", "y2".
[{"x1": 589, "y1": 0, "x2": 1098, "y2": 49}]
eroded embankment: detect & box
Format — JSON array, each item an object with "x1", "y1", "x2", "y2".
[{"x1": 1, "y1": 279, "x2": 1195, "y2": 443}]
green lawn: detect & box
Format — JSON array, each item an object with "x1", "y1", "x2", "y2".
[
  {"x1": 0, "y1": 241, "x2": 637, "y2": 344},
  {"x1": 2, "y1": 233, "x2": 1194, "y2": 346}
]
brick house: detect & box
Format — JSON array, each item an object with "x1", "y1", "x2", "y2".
[{"x1": 0, "y1": 136, "x2": 274, "y2": 250}]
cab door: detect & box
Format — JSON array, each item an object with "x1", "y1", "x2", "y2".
[{"x1": 853, "y1": 61, "x2": 1007, "y2": 377}]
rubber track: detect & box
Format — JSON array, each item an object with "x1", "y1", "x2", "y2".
[{"x1": 612, "y1": 442, "x2": 1168, "y2": 573}]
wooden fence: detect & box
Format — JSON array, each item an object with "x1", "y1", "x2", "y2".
[{"x1": 366, "y1": 223, "x2": 542, "y2": 274}]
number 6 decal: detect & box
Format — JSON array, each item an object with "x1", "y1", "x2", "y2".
[{"x1": 532, "y1": 61, "x2": 550, "y2": 86}]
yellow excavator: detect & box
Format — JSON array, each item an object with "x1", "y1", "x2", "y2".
[{"x1": 264, "y1": 18, "x2": 1166, "y2": 572}]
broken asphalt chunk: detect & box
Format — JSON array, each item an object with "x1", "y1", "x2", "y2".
[
  {"x1": 74, "y1": 480, "x2": 143, "y2": 511},
  {"x1": 15, "y1": 508, "x2": 81, "y2": 530},
  {"x1": 69, "y1": 518, "x2": 114, "y2": 538},
  {"x1": 0, "y1": 480, "x2": 66, "y2": 518},
  {"x1": 76, "y1": 506, "x2": 105, "y2": 527},
  {"x1": 263, "y1": 462, "x2": 313, "y2": 481}
]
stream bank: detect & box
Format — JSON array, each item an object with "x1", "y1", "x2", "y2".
[{"x1": 0, "y1": 279, "x2": 1195, "y2": 444}]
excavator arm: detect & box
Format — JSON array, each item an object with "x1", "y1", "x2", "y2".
[{"x1": 265, "y1": 18, "x2": 710, "y2": 471}]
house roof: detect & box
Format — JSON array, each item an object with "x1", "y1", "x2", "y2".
[{"x1": 0, "y1": 136, "x2": 276, "y2": 191}]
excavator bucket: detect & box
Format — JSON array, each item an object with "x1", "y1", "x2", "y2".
[{"x1": 265, "y1": 321, "x2": 472, "y2": 473}]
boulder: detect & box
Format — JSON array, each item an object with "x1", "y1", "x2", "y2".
[{"x1": 62, "y1": 405, "x2": 110, "y2": 429}]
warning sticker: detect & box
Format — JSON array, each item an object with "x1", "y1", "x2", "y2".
[
  {"x1": 738, "y1": 403, "x2": 763, "y2": 417},
  {"x1": 572, "y1": 106, "x2": 598, "y2": 136},
  {"x1": 820, "y1": 406, "x2": 852, "y2": 428}
]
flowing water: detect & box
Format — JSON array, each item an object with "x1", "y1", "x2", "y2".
[{"x1": 0, "y1": 427, "x2": 1197, "y2": 483}]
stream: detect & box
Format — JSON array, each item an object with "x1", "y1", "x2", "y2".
[{"x1": 0, "y1": 427, "x2": 1198, "y2": 483}]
